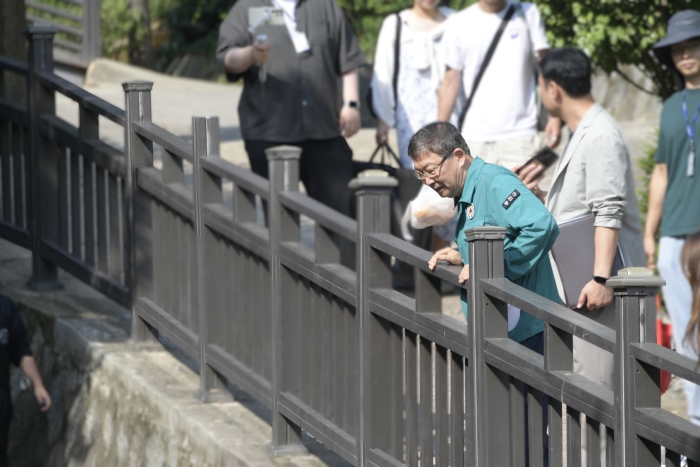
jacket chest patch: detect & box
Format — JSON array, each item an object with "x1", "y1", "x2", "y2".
[{"x1": 467, "y1": 204, "x2": 475, "y2": 219}]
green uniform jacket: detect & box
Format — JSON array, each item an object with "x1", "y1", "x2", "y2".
[{"x1": 456, "y1": 157, "x2": 561, "y2": 342}]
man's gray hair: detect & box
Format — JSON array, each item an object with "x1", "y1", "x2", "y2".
[{"x1": 408, "y1": 122, "x2": 470, "y2": 162}]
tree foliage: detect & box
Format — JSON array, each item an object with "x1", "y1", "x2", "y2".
[
  {"x1": 536, "y1": 0, "x2": 699, "y2": 100},
  {"x1": 98, "y1": 0, "x2": 700, "y2": 98}
]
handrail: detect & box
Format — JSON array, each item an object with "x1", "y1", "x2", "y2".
[
  {"x1": 37, "y1": 71, "x2": 126, "y2": 126},
  {"x1": 26, "y1": 14, "x2": 83, "y2": 37},
  {"x1": 632, "y1": 343, "x2": 700, "y2": 386},
  {"x1": 479, "y1": 277, "x2": 617, "y2": 353},
  {"x1": 0, "y1": 56, "x2": 28, "y2": 75},
  {"x1": 0, "y1": 97, "x2": 28, "y2": 125},
  {"x1": 133, "y1": 121, "x2": 193, "y2": 163},
  {"x1": 200, "y1": 155, "x2": 269, "y2": 200},
  {"x1": 26, "y1": 1, "x2": 83, "y2": 22},
  {"x1": 5, "y1": 28, "x2": 700, "y2": 465},
  {"x1": 279, "y1": 191, "x2": 357, "y2": 241},
  {"x1": 367, "y1": 232, "x2": 464, "y2": 286}
]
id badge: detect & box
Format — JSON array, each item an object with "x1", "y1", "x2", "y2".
[
  {"x1": 688, "y1": 151, "x2": 696, "y2": 177},
  {"x1": 291, "y1": 30, "x2": 310, "y2": 54}
]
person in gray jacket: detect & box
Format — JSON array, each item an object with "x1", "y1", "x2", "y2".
[
  {"x1": 516, "y1": 48, "x2": 645, "y2": 389},
  {"x1": 517, "y1": 47, "x2": 645, "y2": 464}
]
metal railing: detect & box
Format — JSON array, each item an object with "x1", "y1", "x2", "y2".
[
  {"x1": 25, "y1": 0, "x2": 101, "y2": 68},
  {"x1": 1, "y1": 27, "x2": 700, "y2": 467}
]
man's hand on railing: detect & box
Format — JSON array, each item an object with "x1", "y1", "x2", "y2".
[
  {"x1": 458, "y1": 264, "x2": 470, "y2": 284},
  {"x1": 576, "y1": 279, "x2": 613, "y2": 310},
  {"x1": 428, "y1": 248, "x2": 469, "y2": 284}
]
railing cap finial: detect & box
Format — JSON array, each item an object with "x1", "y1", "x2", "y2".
[
  {"x1": 24, "y1": 24, "x2": 58, "y2": 39},
  {"x1": 122, "y1": 81, "x2": 154, "y2": 92},
  {"x1": 266, "y1": 145, "x2": 302, "y2": 161},
  {"x1": 465, "y1": 226, "x2": 507, "y2": 242},
  {"x1": 606, "y1": 267, "x2": 665, "y2": 288},
  {"x1": 349, "y1": 172, "x2": 398, "y2": 190}
]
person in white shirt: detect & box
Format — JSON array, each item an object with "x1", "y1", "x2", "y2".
[
  {"x1": 371, "y1": 0, "x2": 459, "y2": 169},
  {"x1": 437, "y1": 0, "x2": 561, "y2": 183}
]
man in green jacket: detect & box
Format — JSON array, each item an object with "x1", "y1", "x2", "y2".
[{"x1": 411, "y1": 121, "x2": 560, "y2": 352}]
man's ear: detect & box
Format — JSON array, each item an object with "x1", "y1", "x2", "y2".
[
  {"x1": 551, "y1": 81, "x2": 565, "y2": 102},
  {"x1": 454, "y1": 149, "x2": 469, "y2": 168}
]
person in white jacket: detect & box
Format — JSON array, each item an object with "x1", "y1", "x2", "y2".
[{"x1": 372, "y1": 0, "x2": 460, "y2": 169}]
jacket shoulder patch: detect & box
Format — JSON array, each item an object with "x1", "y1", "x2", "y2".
[{"x1": 502, "y1": 190, "x2": 520, "y2": 210}]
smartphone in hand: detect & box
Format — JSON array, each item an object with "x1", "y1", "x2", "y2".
[{"x1": 514, "y1": 147, "x2": 559, "y2": 175}]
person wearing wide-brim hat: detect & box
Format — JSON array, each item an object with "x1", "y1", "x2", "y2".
[{"x1": 645, "y1": 9, "x2": 700, "y2": 427}]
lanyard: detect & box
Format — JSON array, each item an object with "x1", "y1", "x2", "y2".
[{"x1": 682, "y1": 89, "x2": 699, "y2": 177}]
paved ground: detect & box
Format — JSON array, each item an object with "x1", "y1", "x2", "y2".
[{"x1": 68, "y1": 59, "x2": 658, "y2": 193}]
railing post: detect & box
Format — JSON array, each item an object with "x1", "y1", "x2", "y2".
[
  {"x1": 82, "y1": 0, "x2": 102, "y2": 62},
  {"x1": 267, "y1": 145, "x2": 307, "y2": 455},
  {"x1": 25, "y1": 25, "x2": 63, "y2": 291},
  {"x1": 192, "y1": 116, "x2": 231, "y2": 402},
  {"x1": 352, "y1": 173, "x2": 397, "y2": 467},
  {"x1": 608, "y1": 269, "x2": 665, "y2": 467},
  {"x1": 123, "y1": 80, "x2": 154, "y2": 341},
  {"x1": 466, "y1": 226, "x2": 509, "y2": 467}
]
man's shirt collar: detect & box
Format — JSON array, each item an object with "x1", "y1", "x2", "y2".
[{"x1": 456, "y1": 156, "x2": 485, "y2": 206}]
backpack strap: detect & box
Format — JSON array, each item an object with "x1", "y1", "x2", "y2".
[
  {"x1": 458, "y1": 4, "x2": 516, "y2": 129},
  {"x1": 392, "y1": 13, "x2": 402, "y2": 111}
]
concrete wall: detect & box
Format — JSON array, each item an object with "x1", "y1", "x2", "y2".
[{"x1": 1, "y1": 241, "x2": 340, "y2": 467}]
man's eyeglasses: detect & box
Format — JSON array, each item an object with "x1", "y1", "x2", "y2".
[{"x1": 415, "y1": 154, "x2": 450, "y2": 180}]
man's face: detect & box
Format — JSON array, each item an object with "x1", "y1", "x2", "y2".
[
  {"x1": 414, "y1": 149, "x2": 466, "y2": 199},
  {"x1": 672, "y1": 38, "x2": 700, "y2": 79},
  {"x1": 538, "y1": 74, "x2": 561, "y2": 118}
]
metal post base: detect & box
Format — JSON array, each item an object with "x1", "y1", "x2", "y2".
[
  {"x1": 266, "y1": 442, "x2": 308, "y2": 457},
  {"x1": 193, "y1": 387, "x2": 234, "y2": 403}
]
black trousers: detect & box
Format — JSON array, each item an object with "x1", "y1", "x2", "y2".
[
  {"x1": 0, "y1": 390, "x2": 10, "y2": 467},
  {"x1": 244, "y1": 136, "x2": 356, "y2": 219}
]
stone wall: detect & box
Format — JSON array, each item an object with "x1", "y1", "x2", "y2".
[{"x1": 0, "y1": 240, "x2": 338, "y2": 467}]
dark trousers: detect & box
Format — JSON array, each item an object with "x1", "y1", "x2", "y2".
[
  {"x1": 521, "y1": 332, "x2": 549, "y2": 467},
  {"x1": 245, "y1": 137, "x2": 356, "y2": 267},
  {"x1": 0, "y1": 391, "x2": 11, "y2": 467},
  {"x1": 244, "y1": 136, "x2": 356, "y2": 219}
]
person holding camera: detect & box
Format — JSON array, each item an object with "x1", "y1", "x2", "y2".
[{"x1": 216, "y1": 0, "x2": 366, "y2": 221}]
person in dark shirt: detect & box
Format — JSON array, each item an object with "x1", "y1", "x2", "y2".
[
  {"x1": 216, "y1": 0, "x2": 366, "y2": 222},
  {"x1": 0, "y1": 295, "x2": 51, "y2": 466}
]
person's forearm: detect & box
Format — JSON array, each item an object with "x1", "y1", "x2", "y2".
[
  {"x1": 438, "y1": 68, "x2": 461, "y2": 122},
  {"x1": 645, "y1": 164, "x2": 667, "y2": 239},
  {"x1": 20, "y1": 355, "x2": 45, "y2": 390},
  {"x1": 224, "y1": 46, "x2": 255, "y2": 74},
  {"x1": 342, "y1": 69, "x2": 359, "y2": 103},
  {"x1": 594, "y1": 226, "x2": 620, "y2": 278}
]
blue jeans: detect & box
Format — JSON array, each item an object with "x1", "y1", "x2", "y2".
[{"x1": 658, "y1": 236, "x2": 700, "y2": 425}]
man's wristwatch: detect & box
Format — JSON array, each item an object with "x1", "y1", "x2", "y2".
[
  {"x1": 592, "y1": 275, "x2": 609, "y2": 285},
  {"x1": 343, "y1": 101, "x2": 360, "y2": 110}
]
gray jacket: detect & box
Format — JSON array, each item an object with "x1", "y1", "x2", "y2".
[{"x1": 546, "y1": 103, "x2": 645, "y2": 269}]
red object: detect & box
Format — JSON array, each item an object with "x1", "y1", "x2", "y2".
[{"x1": 657, "y1": 294, "x2": 673, "y2": 395}]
